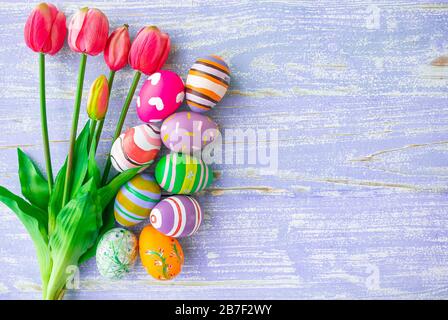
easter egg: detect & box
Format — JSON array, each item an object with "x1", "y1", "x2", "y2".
[
  {"x1": 186, "y1": 55, "x2": 230, "y2": 113},
  {"x1": 110, "y1": 123, "x2": 161, "y2": 172},
  {"x1": 136, "y1": 70, "x2": 185, "y2": 123},
  {"x1": 96, "y1": 228, "x2": 138, "y2": 279},
  {"x1": 139, "y1": 225, "x2": 184, "y2": 280},
  {"x1": 155, "y1": 153, "x2": 213, "y2": 194},
  {"x1": 114, "y1": 173, "x2": 161, "y2": 227},
  {"x1": 150, "y1": 195, "x2": 203, "y2": 238},
  {"x1": 161, "y1": 111, "x2": 219, "y2": 153}
]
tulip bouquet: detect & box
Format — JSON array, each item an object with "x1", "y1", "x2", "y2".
[{"x1": 0, "y1": 3, "x2": 170, "y2": 300}]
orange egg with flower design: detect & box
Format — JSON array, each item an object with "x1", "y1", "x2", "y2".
[{"x1": 139, "y1": 225, "x2": 184, "y2": 280}]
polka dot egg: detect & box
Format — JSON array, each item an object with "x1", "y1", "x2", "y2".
[
  {"x1": 110, "y1": 123, "x2": 161, "y2": 172},
  {"x1": 150, "y1": 195, "x2": 203, "y2": 238},
  {"x1": 96, "y1": 228, "x2": 138, "y2": 279},
  {"x1": 139, "y1": 225, "x2": 184, "y2": 280},
  {"x1": 136, "y1": 70, "x2": 185, "y2": 123},
  {"x1": 114, "y1": 173, "x2": 161, "y2": 227}
]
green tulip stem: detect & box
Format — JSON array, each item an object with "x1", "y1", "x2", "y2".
[
  {"x1": 88, "y1": 119, "x2": 97, "y2": 149},
  {"x1": 93, "y1": 70, "x2": 115, "y2": 154},
  {"x1": 38, "y1": 53, "x2": 54, "y2": 194},
  {"x1": 62, "y1": 53, "x2": 87, "y2": 206},
  {"x1": 101, "y1": 71, "x2": 141, "y2": 185}
]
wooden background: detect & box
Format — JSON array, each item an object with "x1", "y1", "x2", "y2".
[{"x1": 1, "y1": 0, "x2": 448, "y2": 299}]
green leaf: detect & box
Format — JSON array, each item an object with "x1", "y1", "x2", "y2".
[
  {"x1": 79, "y1": 169, "x2": 141, "y2": 264},
  {"x1": 70, "y1": 123, "x2": 90, "y2": 199},
  {"x1": 0, "y1": 186, "x2": 48, "y2": 230},
  {"x1": 48, "y1": 122, "x2": 90, "y2": 235},
  {"x1": 98, "y1": 167, "x2": 140, "y2": 210},
  {"x1": 0, "y1": 186, "x2": 51, "y2": 298},
  {"x1": 45, "y1": 179, "x2": 102, "y2": 300},
  {"x1": 79, "y1": 200, "x2": 115, "y2": 264},
  {"x1": 86, "y1": 127, "x2": 101, "y2": 188},
  {"x1": 17, "y1": 148, "x2": 50, "y2": 211},
  {"x1": 48, "y1": 161, "x2": 66, "y2": 235}
]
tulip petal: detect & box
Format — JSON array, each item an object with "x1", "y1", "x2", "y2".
[
  {"x1": 129, "y1": 26, "x2": 171, "y2": 75},
  {"x1": 68, "y1": 8, "x2": 88, "y2": 53},
  {"x1": 155, "y1": 33, "x2": 170, "y2": 71},
  {"x1": 141, "y1": 29, "x2": 162, "y2": 73},
  {"x1": 46, "y1": 12, "x2": 67, "y2": 55},
  {"x1": 25, "y1": 4, "x2": 52, "y2": 52},
  {"x1": 24, "y1": 10, "x2": 39, "y2": 51},
  {"x1": 87, "y1": 75, "x2": 109, "y2": 120},
  {"x1": 24, "y1": 3, "x2": 66, "y2": 55},
  {"x1": 105, "y1": 26, "x2": 130, "y2": 71},
  {"x1": 81, "y1": 9, "x2": 109, "y2": 56}
]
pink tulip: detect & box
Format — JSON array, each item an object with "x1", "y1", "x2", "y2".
[
  {"x1": 67, "y1": 7, "x2": 109, "y2": 56},
  {"x1": 87, "y1": 75, "x2": 109, "y2": 120},
  {"x1": 104, "y1": 24, "x2": 131, "y2": 71},
  {"x1": 24, "y1": 3, "x2": 67, "y2": 55},
  {"x1": 129, "y1": 26, "x2": 170, "y2": 75}
]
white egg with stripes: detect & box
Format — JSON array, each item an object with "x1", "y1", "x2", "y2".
[
  {"x1": 186, "y1": 55, "x2": 230, "y2": 113},
  {"x1": 149, "y1": 195, "x2": 203, "y2": 238}
]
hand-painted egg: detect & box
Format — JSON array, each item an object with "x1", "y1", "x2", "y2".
[
  {"x1": 186, "y1": 55, "x2": 230, "y2": 113},
  {"x1": 139, "y1": 225, "x2": 184, "y2": 280},
  {"x1": 110, "y1": 123, "x2": 161, "y2": 172},
  {"x1": 96, "y1": 228, "x2": 138, "y2": 279},
  {"x1": 150, "y1": 195, "x2": 203, "y2": 238},
  {"x1": 155, "y1": 153, "x2": 214, "y2": 194},
  {"x1": 136, "y1": 70, "x2": 185, "y2": 123},
  {"x1": 161, "y1": 111, "x2": 219, "y2": 153},
  {"x1": 114, "y1": 173, "x2": 161, "y2": 227}
]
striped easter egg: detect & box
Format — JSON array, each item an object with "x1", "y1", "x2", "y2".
[
  {"x1": 155, "y1": 153, "x2": 214, "y2": 194},
  {"x1": 110, "y1": 123, "x2": 161, "y2": 172},
  {"x1": 150, "y1": 196, "x2": 203, "y2": 238},
  {"x1": 114, "y1": 173, "x2": 161, "y2": 227},
  {"x1": 186, "y1": 55, "x2": 230, "y2": 113}
]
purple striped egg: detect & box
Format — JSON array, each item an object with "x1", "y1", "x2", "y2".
[{"x1": 149, "y1": 196, "x2": 203, "y2": 238}]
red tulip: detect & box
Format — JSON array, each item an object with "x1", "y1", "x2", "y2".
[
  {"x1": 67, "y1": 7, "x2": 109, "y2": 56},
  {"x1": 104, "y1": 24, "x2": 131, "y2": 71},
  {"x1": 24, "y1": 3, "x2": 67, "y2": 55},
  {"x1": 129, "y1": 26, "x2": 170, "y2": 75}
]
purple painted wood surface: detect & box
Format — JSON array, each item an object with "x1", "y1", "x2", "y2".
[{"x1": 1, "y1": 0, "x2": 448, "y2": 299}]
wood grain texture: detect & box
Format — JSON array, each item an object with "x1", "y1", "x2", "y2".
[{"x1": 1, "y1": 0, "x2": 448, "y2": 299}]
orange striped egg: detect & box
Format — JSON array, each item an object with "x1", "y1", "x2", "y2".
[
  {"x1": 186, "y1": 55, "x2": 230, "y2": 113},
  {"x1": 111, "y1": 124, "x2": 161, "y2": 172}
]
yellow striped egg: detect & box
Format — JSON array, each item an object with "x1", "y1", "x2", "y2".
[{"x1": 114, "y1": 173, "x2": 161, "y2": 227}]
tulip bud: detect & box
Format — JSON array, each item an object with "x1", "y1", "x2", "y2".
[
  {"x1": 104, "y1": 24, "x2": 131, "y2": 71},
  {"x1": 87, "y1": 75, "x2": 109, "y2": 120},
  {"x1": 24, "y1": 3, "x2": 67, "y2": 55},
  {"x1": 129, "y1": 26, "x2": 170, "y2": 75},
  {"x1": 68, "y1": 7, "x2": 109, "y2": 56}
]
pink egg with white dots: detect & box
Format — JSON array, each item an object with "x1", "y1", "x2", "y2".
[{"x1": 136, "y1": 70, "x2": 185, "y2": 123}]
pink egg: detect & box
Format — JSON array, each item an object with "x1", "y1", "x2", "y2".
[{"x1": 136, "y1": 70, "x2": 185, "y2": 123}]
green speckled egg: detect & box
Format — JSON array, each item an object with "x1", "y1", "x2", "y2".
[{"x1": 96, "y1": 228, "x2": 138, "y2": 279}]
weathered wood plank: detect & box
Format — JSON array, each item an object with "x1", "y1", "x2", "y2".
[{"x1": 0, "y1": 0, "x2": 448, "y2": 299}]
